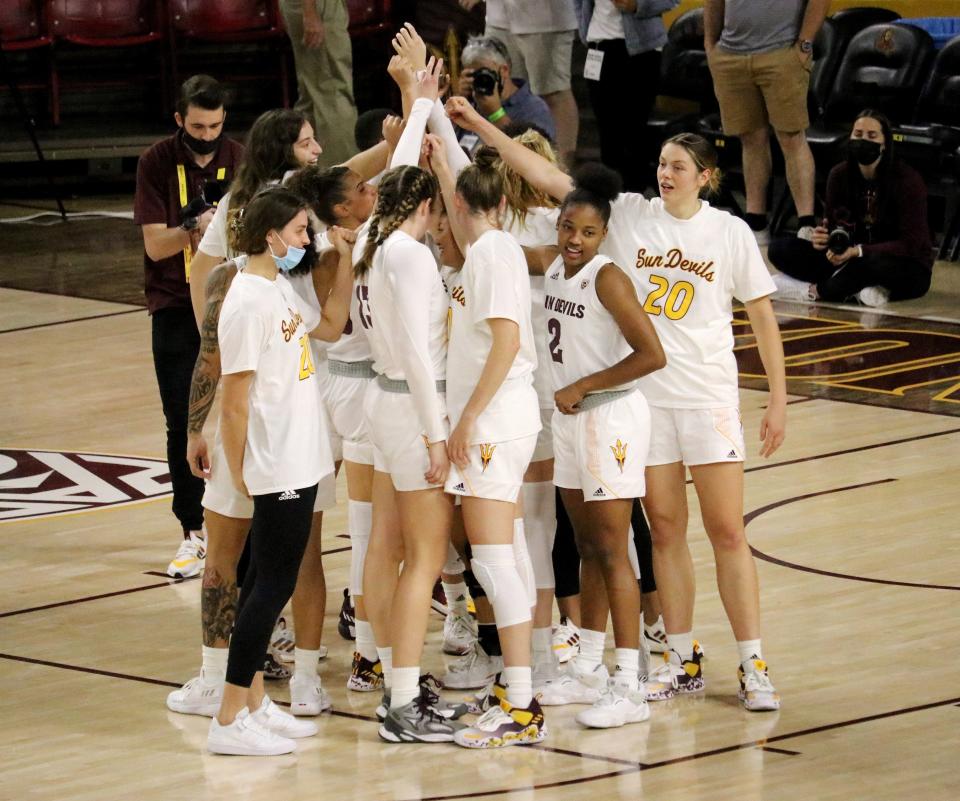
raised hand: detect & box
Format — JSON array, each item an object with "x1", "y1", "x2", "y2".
[
  {"x1": 387, "y1": 54, "x2": 416, "y2": 91},
  {"x1": 445, "y1": 96, "x2": 484, "y2": 131},
  {"x1": 382, "y1": 114, "x2": 405, "y2": 151},
  {"x1": 392, "y1": 22, "x2": 428, "y2": 72},
  {"x1": 416, "y1": 56, "x2": 444, "y2": 102}
]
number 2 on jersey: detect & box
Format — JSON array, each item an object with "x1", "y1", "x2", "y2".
[
  {"x1": 547, "y1": 318, "x2": 563, "y2": 363},
  {"x1": 643, "y1": 275, "x2": 694, "y2": 320},
  {"x1": 298, "y1": 334, "x2": 316, "y2": 381}
]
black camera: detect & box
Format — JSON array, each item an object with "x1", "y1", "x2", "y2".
[
  {"x1": 827, "y1": 227, "x2": 851, "y2": 255},
  {"x1": 472, "y1": 67, "x2": 501, "y2": 97}
]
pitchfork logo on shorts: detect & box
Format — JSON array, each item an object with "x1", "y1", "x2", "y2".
[
  {"x1": 479, "y1": 443, "x2": 496, "y2": 472},
  {"x1": 0, "y1": 449, "x2": 172, "y2": 522},
  {"x1": 610, "y1": 439, "x2": 628, "y2": 473}
]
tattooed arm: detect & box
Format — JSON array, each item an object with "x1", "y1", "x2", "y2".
[{"x1": 186, "y1": 261, "x2": 239, "y2": 479}]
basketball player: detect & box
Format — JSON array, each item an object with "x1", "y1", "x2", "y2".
[
  {"x1": 532, "y1": 163, "x2": 665, "y2": 728},
  {"x1": 205, "y1": 188, "x2": 344, "y2": 755},
  {"x1": 447, "y1": 96, "x2": 788, "y2": 712},
  {"x1": 429, "y1": 140, "x2": 546, "y2": 749},
  {"x1": 169, "y1": 200, "x2": 353, "y2": 722}
]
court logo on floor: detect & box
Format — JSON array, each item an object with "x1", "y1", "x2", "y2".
[{"x1": 0, "y1": 449, "x2": 171, "y2": 521}]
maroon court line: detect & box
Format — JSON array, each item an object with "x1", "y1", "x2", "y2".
[
  {"x1": 0, "y1": 307, "x2": 145, "y2": 335},
  {"x1": 745, "y1": 479, "x2": 960, "y2": 591},
  {"x1": 760, "y1": 746, "x2": 801, "y2": 756},
  {"x1": 0, "y1": 580, "x2": 180, "y2": 619},
  {"x1": 3, "y1": 650, "x2": 959, "y2": 800}
]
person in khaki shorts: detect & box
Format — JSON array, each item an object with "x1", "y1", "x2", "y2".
[{"x1": 704, "y1": 0, "x2": 829, "y2": 242}]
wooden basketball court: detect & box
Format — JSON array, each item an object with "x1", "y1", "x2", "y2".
[{"x1": 1, "y1": 266, "x2": 958, "y2": 799}]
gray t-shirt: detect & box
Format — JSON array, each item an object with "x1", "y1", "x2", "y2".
[{"x1": 719, "y1": 0, "x2": 806, "y2": 54}]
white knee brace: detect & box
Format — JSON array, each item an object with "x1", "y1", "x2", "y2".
[
  {"x1": 470, "y1": 543, "x2": 532, "y2": 629},
  {"x1": 521, "y1": 481, "x2": 556, "y2": 590},
  {"x1": 512, "y1": 519, "x2": 538, "y2": 608},
  {"x1": 443, "y1": 541, "x2": 465, "y2": 576},
  {"x1": 348, "y1": 500, "x2": 372, "y2": 597}
]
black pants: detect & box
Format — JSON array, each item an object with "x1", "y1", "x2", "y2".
[
  {"x1": 151, "y1": 307, "x2": 204, "y2": 533},
  {"x1": 552, "y1": 491, "x2": 656, "y2": 598},
  {"x1": 586, "y1": 42, "x2": 661, "y2": 192},
  {"x1": 768, "y1": 237, "x2": 932, "y2": 303},
  {"x1": 226, "y1": 483, "x2": 317, "y2": 687}
]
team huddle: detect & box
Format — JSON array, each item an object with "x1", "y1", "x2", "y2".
[{"x1": 166, "y1": 25, "x2": 789, "y2": 758}]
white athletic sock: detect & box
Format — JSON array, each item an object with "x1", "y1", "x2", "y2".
[
  {"x1": 613, "y1": 648, "x2": 640, "y2": 691},
  {"x1": 390, "y1": 666, "x2": 420, "y2": 709},
  {"x1": 502, "y1": 665, "x2": 533, "y2": 708},
  {"x1": 532, "y1": 627, "x2": 558, "y2": 682},
  {"x1": 666, "y1": 632, "x2": 694, "y2": 662},
  {"x1": 376, "y1": 646, "x2": 393, "y2": 687},
  {"x1": 201, "y1": 645, "x2": 227, "y2": 678},
  {"x1": 441, "y1": 580, "x2": 469, "y2": 616},
  {"x1": 737, "y1": 639, "x2": 763, "y2": 666},
  {"x1": 293, "y1": 648, "x2": 321, "y2": 681},
  {"x1": 355, "y1": 619, "x2": 378, "y2": 662},
  {"x1": 575, "y1": 628, "x2": 606, "y2": 672}
]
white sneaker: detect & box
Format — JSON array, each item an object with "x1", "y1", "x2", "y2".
[
  {"x1": 167, "y1": 531, "x2": 205, "y2": 578},
  {"x1": 270, "y1": 618, "x2": 296, "y2": 663},
  {"x1": 251, "y1": 696, "x2": 318, "y2": 738},
  {"x1": 289, "y1": 674, "x2": 332, "y2": 716},
  {"x1": 442, "y1": 644, "x2": 502, "y2": 689},
  {"x1": 771, "y1": 272, "x2": 814, "y2": 302},
  {"x1": 566, "y1": 660, "x2": 610, "y2": 691},
  {"x1": 551, "y1": 617, "x2": 580, "y2": 664},
  {"x1": 442, "y1": 611, "x2": 478, "y2": 656},
  {"x1": 207, "y1": 707, "x2": 296, "y2": 756},
  {"x1": 535, "y1": 671, "x2": 601, "y2": 706},
  {"x1": 643, "y1": 615, "x2": 668, "y2": 654},
  {"x1": 738, "y1": 658, "x2": 781, "y2": 712},
  {"x1": 576, "y1": 678, "x2": 651, "y2": 728},
  {"x1": 857, "y1": 286, "x2": 889, "y2": 307},
  {"x1": 166, "y1": 670, "x2": 222, "y2": 716}
]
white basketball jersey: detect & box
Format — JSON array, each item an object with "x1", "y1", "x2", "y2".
[
  {"x1": 326, "y1": 219, "x2": 373, "y2": 363},
  {"x1": 543, "y1": 254, "x2": 635, "y2": 394}
]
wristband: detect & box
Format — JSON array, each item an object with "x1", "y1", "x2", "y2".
[{"x1": 487, "y1": 107, "x2": 506, "y2": 123}]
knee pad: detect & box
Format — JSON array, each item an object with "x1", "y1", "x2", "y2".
[
  {"x1": 443, "y1": 541, "x2": 465, "y2": 576},
  {"x1": 470, "y1": 544, "x2": 531, "y2": 629},
  {"x1": 521, "y1": 481, "x2": 556, "y2": 590},
  {"x1": 348, "y1": 500, "x2": 372, "y2": 597},
  {"x1": 512, "y1": 519, "x2": 538, "y2": 607}
]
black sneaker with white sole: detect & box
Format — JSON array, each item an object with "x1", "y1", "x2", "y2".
[{"x1": 337, "y1": 588, "x2": 355, "y2": 641}]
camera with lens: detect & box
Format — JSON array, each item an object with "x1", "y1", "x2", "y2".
[
  {"x1": 472, "y1": 67, "x2": 502, "y2": 97},
  {"x1": 827, "y1": 226, "x2": 851, "y2": 255}
]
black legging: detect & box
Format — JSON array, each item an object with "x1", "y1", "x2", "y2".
[
  {"x1": 225, "y1": 484, "x2": 317, "y2": 687},
  {"x1": 768, "y1": 236, "x2": 931, "y2": 302},
  {"x1": 552, "y1": 491, "x2": 656, "y2": 598}
]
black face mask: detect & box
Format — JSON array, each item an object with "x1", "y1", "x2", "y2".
[
  {"x1": 180, "y1": 128, "x2": 223, "y2": 156},
  {"x1": 849, "y1": 138, "x2": 883, "y2": 166}
]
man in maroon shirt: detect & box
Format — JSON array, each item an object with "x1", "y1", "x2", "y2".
[{"x1": 134, "y1": 75, "x2": 244, "y2": 578}]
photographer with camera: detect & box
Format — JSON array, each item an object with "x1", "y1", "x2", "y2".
[
  {"x1": 134, "y1": 75, "x2": 244, "y2": 579},
  {"x1": 456, "y1": 35, "x2": 556, "y2": 152},
  {"x1": 769, "y1": 110, "x2": 933, "y2": 308}
]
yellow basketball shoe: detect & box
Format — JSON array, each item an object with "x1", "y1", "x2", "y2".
[
  {"x1": 454, "y1": 696, "x2": 546, "y2": 749},
  {"x1": 738, "y1": 658, "x2": 781, "y2": 712},
  {"x1": 645, "y1": 641, "x2": 705, "y2": 701}
]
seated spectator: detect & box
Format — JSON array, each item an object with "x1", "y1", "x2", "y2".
[
  {"x1": 456, "y1": 35, "x2": 556, "y2": 151},
  {"x1": 769, "y1": 110, "x2": 934, "y2": 308}
]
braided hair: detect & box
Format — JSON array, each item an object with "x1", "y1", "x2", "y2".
[{"x1": 356, "y1": 165, "x2": 438, "y2": 277}]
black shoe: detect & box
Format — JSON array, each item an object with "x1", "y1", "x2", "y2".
[{"x1": 337, "y1": 588, "x2": 355, "y2": 641}]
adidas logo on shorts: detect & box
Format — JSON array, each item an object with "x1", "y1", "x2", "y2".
[
  {"x1": 726, "y1": 450, "x2": 738, "y2": 458},
  {"x1": 452, "y1": 483, "x2": 466, "y2": 493},
  {"x1": 278, "y1": 489, "x2": 300, "y2": 501},
  {"x1": 592, "y1": 488, "x2": 605, "y2": 497}
]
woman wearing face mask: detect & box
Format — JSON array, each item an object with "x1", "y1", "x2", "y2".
[
  {"x1": 769, "y1": 110, "x2": 934, "y2": 308},
  {"x1": 207, "y1": 187, "x2": 337, "y2": 756}
]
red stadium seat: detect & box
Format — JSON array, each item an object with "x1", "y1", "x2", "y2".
[
  {"x1": 1, "y1": 1, "x2": 55, "y2": 122},
  {"x1": 347, "y1": 0, "x2": 392, "y2": 37},
  {"x1": 168, "y1": 0, "x2": 291, "y2": 108},
  {"x1": 46, "y1": 0, "x2": 168, "y2": 125}
]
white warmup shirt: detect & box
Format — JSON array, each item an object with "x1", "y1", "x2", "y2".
[
  {"x1": 320, "y1": 218, "x2": 373, "y2": 364},
  {"x1": 218, "y1": 271, "x2": 332, "y2": 494},
  {"x1": 543, "y1": 254, "x2": 635, "y2": 393},
  {"x1": 505, "y1": 206, "x2": 560, "y2": 410},
  {"x1": 447, "y1": 229, "x2": 541, "y2": 444},
  {"x1": 365, "y1": 230, "x2": 449, "y2": 445},
  {"x1": 601, "y1": 196, "x2": 777, "y2": 408}
]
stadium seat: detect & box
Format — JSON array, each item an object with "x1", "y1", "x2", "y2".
[
  {"x1": 347, "y1": 0, "x2": 393, "y2": 38},
  {"x1": 0, "y1": 1, "x2": 55, "y2": 121},
  {"x1": 168, "y1": 0, "x2": 291, "y2": 109},
  {"x1": 46, "y1": 0, "x2": 168, "y2": 126}
]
